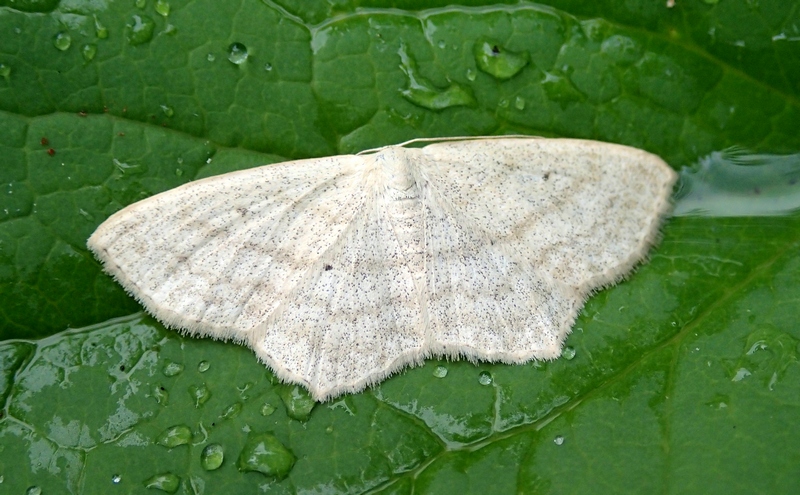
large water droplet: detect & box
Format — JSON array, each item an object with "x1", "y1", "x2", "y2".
[
  {"x1": 260, "y1": 403, "x2": 276, "y2": 416},
  {"x1": 514, "y1": 96, "x2": 526, "y2": 110},
  {"x1": 0, "y1": 64, "x2": 11, "y2": 80},
  {"x1": 198, "y1": 360, "x2": 210, "y2": 372},
  {"x1": 473, "y1": 40, "x2": 528, "y2": 80},
  {"x1": 201, "y1": 443, "x2": 224, "y2": 471},
  {"x1": 81, "y1": 44, "x2": 97, "y2": 62},
  {"x1": 26, "y1": 487, "x2": 42, "y2": 495},
  {"x1": 4, "y1": 0, "x2": 58, "y2": 13},
  {"x1": 189, "y1": 384, "x2": 211, "y2": 407},
  {"x1": 94, "y1": 15, "x2": 108, "y2": 39},
  {"x1": 278, "y1": 384, "x2": 316, "y2": 421},
  {"x1": 162, "y1": 361, "x2": 184, "y2": 377},
  {"x1": 237, "y1": 433, "x2": 296, "y2": 480},
  {"x1": 156, "y1": 424, "x2": 192, "y2": 448},
  {"x1": 222, "y1": 401, "x2": 243, "y2": 420},
  {"x1": 398, "y1": 43, "x2": 474, "y2": 111},
  {"x1": 127, "y1": 15, "x2": 155, "y2": 46},
  {"x1": 155, "y1": 0, "x2": 170, "y2": 16},
  {"x1": 478, "y1": 371, "x2": 493, "y2": 386},
  {"x1": 144, "y1": 473, "x2": 180, "y2": 493},
  {"x1": 562, "y1": 346, "x2": 576, "y2": 360},
  {"x1": 53, "y1": 32, "x2": 72, "y2": 51},
  {"x1": 433, "y1": 365, "x2": 448, "y2": 378},
  {"x1": 465, "y1": 68, "x2": 476, "y2": 81},
  {"x1": 227, "y1": 42, "x2": 249, "y2": 65}
]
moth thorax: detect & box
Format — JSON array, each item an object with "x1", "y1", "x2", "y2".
[{"x1": 374, "y1": 147, "x2": 417, "y2": 191}]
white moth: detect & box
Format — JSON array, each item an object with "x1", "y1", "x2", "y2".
[{"x1": 88, "y1": 137, "x2": 677, "y2": 401}]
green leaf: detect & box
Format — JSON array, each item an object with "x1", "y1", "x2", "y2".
[{"x1": 1, "y1": 1, "x2": 799, "y2": 494}]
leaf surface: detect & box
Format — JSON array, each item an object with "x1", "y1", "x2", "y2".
[{"x1": 1, "y1": 1, "x2": 799, "y2": 493}]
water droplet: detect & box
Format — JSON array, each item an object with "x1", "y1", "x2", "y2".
[
  {"x1": 175, "y1": 168, "x2": 184, "y2": 176},
  {"x1": 264, "y1": 62, "x2": 273, "y2": 71},
  {"x1": 278, "y1": 384, "x2": 316, "y2": 421},
  {"x1": 201, "y1": 443, "x2": 224, "y2": 471},
  {"x1": 562, "y1": 346, "x2": 577, "y2": 360},
  {"x1": 227, "y1": 42, "x2": 249, "y2": 65},
  {"x1": 222, "y1": 401, "x2": 243, "y2": 420},
  {"x1": 514, "y1": 96, "x2": 526, "y2": 110},
  {"x1": 111, "y1": 474, "x2": 122, "y2": 484},
  {"x1": 155, "y1": 0, "x2": 170, "y2": 16},
  {"x1": 398, "y1": 43, "x2": 474, "y2": 111},
  {"x1": 162, "y1": 361, "x2": 184, "y2": 377},
  {"x1": 465, "y1": 68, "x2": 476, "y2": 81},
  {"x1": 237, "y1": 381, "x2": 254, "y2": 399},
  {"x1": 113, "y1": 158, "x2": 147, "y2": 175},
  {"x1": 473, "y1": 40, "x2": 528, "y2": 80},
  {"x1": 554, "y1": 435, "x2": 564, "y2": 445},
  {"x1": 144, "y1": 473, "x2": 180, "y2": 493},
  {"x1": 94, "y1": 15, "x2": 108, "y2": 39},
  {"x1": 81, "y1": 44, "x2": 97, "y2": 62},
  {"x1": 600, "y1": 35, "x2": 642, "y2": 65},
  {"x1": 135, "y1": 0, "x2": 146, "y2": 8},
  {"x1": 705, "y1": 393, "x2": 730, "y2": 409},
  {"x1": 127, "y1": 14, "x2": 155, "y2": 46},
  {"x1": 189, "y1": 384, "x2": 211, "y2": 407},
  {"x1": 156, "y1": 424, "x2": 192, "y2": 448},
  {"x1": 78, "y1": 208, "x2": 93, "y2": 221},
  {"x1": 0, "y1": 63, "x2": 11, "y2": 80},
  {"x1": 164, "y1": 23, "x2": 177, "y2": 35},
  {"x1": 160, "y1": 104, "x2": 174, "y2": 117},
  {"x1": 732, "y1": 368, "x2": 751, "y2": 382},
  {"x1": 541, "y1": 70, "x2": 585, "y2": 105},
  {"x1": 733, "y1": 326, "x2": 799, "y2": 389},
  {"x1": 152, "y1": 384, "x2": 168, "y2": 404},
  {"x1": 198, "y1": 360, "x2": 210, "y2": 372},
  {"x1": 433, "y1": 365, "x2": 448, "y2": 378},
  {"x1": 206, "y1": 53, "x2": 216, "y2": 62},
  {"x1": 237, "y1": 433, "x2": 296, "y2": 479},
  {"x1": 260, "y1": 403, "x2": 276, "y2": 416},
  {"x1": 26, "y1": 487, "x2": 42, "y2": 495},
  {"x1": 478, "y1": 371, "x2": 493, "y2": 386},
  {"x1": 437, "y1": 40, "x2": 446, "y2": 49},
  {"x1": 498, "y1": 98, "x2": 509, "y2": 108},
  {"x1": 54, "y1": 32, "x2": 72, "y2": 51}
]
